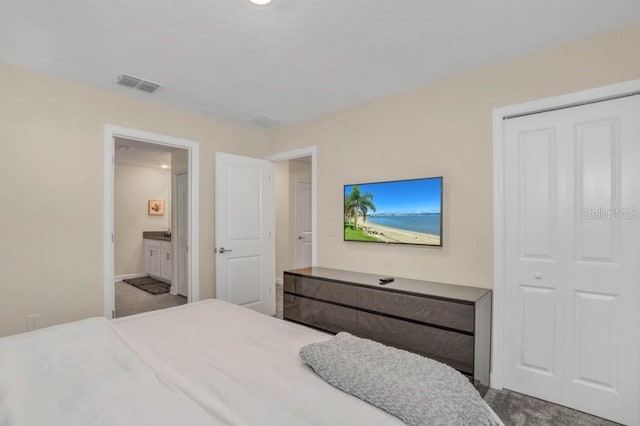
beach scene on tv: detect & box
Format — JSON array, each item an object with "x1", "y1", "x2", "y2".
[{"x1": 344, "y1": 177, "x2": 442, "y2": 246}]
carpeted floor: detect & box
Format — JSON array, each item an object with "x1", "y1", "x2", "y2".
[
  {"x1": 274, "y1": 282, "x2": 618, "y2": 425},
  {"x1": 478, "y1": 386, "x2": 619, "y2": 426},
  {"x1": 115, "y1": 280, "x2": 187, "y2": 318}
]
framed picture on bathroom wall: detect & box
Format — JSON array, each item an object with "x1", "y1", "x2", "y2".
[{"x1": 148, "y1": 200, "x2": 165, "y2": 216}]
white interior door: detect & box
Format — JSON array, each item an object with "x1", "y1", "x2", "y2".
[
  {"x1": 503, "y1": 95, "x2": 640, "y2": 425},
  {"x1": 215, "y1": 152, "x2": 275, "y2": 315},
  {"x1": 175, "y1": 172, "x2": 189, "y2": 297},
  {"x1": 295, "y1": 181, "x2": 312, "y2": 268}
]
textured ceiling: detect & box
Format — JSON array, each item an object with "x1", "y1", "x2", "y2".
[{"x1": 2, "y1": 1, "x2": 639, "y2": 126}]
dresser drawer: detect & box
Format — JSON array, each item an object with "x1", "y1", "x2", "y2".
[
  {"x1": 357, "y1": 287, "x2": 475, "y2": 333},
  {"x1": 284, "y1": 274, "x2": 358, "y2": 306},
  {"x1": 283, "y1": 294, "x2": 358, "y2": 334},
  {"x1": 356, "y1": 311, "x2": 474, "y2": 374}
]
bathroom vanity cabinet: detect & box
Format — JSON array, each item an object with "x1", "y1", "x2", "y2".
[{"x1": 144, "y1": 238, "x2": 172, "y2": 283}]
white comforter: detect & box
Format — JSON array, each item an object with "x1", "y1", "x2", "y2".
[
  {"x1": 111, "y1": 299, "x2": 405, "y2": 425},
  {"x1": 0, "y1": 317, "x2": 220, "y2": 426},
  {"x1": 0, "y1": 300, "x2": 403, "y2": 425},
  {"x1": 1, "y1": 299, "x2": 502, "y2": 425}
]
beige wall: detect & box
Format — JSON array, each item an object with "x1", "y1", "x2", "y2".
[
  {"x1": 114, "y1": 164, "x2": 171, "y2": 276},
  {"x1": 1, "y1": 22, "x2": 638, "y2": 336},
  {"x1": 0, "y1": 64, "x2": 268, "y2": 336},
  {"x1": 275, "y1": 160, "x2": 312, "y2": 280},
  {"x1": 268, "y1": 22, "x2": 640, "y2": 289},
  {"x1": 172, "y1": 148, "x2": 188, "y2": 175}
]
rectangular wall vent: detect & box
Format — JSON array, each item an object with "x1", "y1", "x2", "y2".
[{"x1": 116, "y1": 73, "x2": 162, "y2": 94}]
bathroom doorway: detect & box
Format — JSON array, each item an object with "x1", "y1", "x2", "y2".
[
  {"x1": 103, "y1": 126, "x2": 199, "y2": 319},
  {"x1": 113, "y1": 139, "x2": 189, "y2": 317}
]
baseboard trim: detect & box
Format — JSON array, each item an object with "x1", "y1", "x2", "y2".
[{"x1": 115, "y1": 273, "x2": 147, "y2": 282}]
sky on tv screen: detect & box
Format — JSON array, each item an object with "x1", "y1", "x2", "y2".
[{"x1": 344, "y1": 177, "x2": 442, "y2": 214}]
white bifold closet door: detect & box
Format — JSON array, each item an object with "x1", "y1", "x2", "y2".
[{"x1": 503, "y1": 95, "x2": 640, "y2": 425}]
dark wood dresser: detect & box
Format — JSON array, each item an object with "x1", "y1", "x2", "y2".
[{"x1": 283, "y1": 267, "x2": 492, "y2": 385}]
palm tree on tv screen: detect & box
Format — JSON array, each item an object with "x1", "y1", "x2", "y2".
[{"x1": 345, "y1": 185, "x2": 376, "y2": 228}]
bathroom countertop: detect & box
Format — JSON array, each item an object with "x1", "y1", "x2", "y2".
[{"x1": 142, "y1": 231, "x2": 171, "y2": 241}]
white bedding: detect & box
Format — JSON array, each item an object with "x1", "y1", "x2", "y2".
[
  {"x1": 0, "y1": 317, "x2": 220, "y2": 426},
  {"x1": 111, "y1": 299, "x2": 404, "y2": 425},
  {"x1": 0, "y1": 299, "x2": 503, "y2": 425}
]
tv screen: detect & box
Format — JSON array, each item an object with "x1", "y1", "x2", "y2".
[{"x1": 344, "y1": 177, "x2": 443, "y2": 247}]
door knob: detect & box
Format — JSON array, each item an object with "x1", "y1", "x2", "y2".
[
  {"x1": 218, "y1": 247, "x2": 232, "y2": 254},
  {"x1": 534, "y1": 272, "x2": 543, "y2": 280}
]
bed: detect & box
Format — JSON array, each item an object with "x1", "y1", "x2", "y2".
[{"x1": 0, "y1": 299, "x2": 503, "y2": 425}]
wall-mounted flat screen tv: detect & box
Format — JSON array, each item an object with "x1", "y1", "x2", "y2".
[{"x1": 344, "y1": 177, "x2": 443, "y2": 247}]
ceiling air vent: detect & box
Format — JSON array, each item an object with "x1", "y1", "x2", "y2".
[
  {"x1": 137, "y1": 80, "x2": 161, "y2": 93},
  {"x1": 116, "y1": 74, "x2": 141, "y2": 88},
  {"x1": 246, "y1": 115, "x2": 281, "y2": 128},
  {"x1": 116, "y1": 73, "x2": 162, "y2": 94}
]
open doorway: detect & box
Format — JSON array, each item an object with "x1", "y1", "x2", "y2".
[
  {"x1": 274, "y1": 157, "x2": 313, "y2": 270},
  {"x1": 211, "y1": 147, "x2": 316, "y2": 319},
  {"x1": 268, "y1": 148, "x2": 316, "y2": 318},
  {"x1": 103, "y1": 125, "x2": 200, "y2": 319},
  {"x1": 113, "y1": 138, "x2": 188, "y2": 317}
]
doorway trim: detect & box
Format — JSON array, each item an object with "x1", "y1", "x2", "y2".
[
  {"x1": 266, "y1": 146, "x2": 318, "y2": 268},
  {"x1": 491, "y1": 79, "x2": 640, "y2": 389},
  {"x1": 103, "y1": 125, "x2": 200, "y2": 319}
]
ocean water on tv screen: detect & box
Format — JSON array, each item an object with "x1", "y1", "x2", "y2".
[{"x1": 366, "y1": 213, "x2": 441, "y2": 236}]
